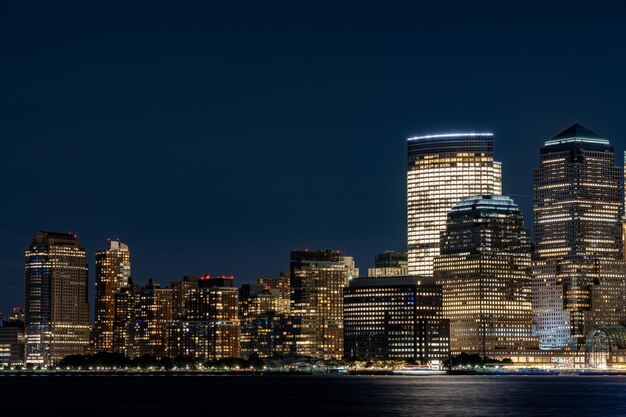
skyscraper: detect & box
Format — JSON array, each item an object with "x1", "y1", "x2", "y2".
[
  {"x1": 532, "y1": 124, "x2": 626, "y2": 349},
  {"x1": 93, "y1": 240, "x2": 131, "y2": 352},
  {"x1": 289, "y1": 249, "x2": 358, "y2": 358},
  {"x1": 24, "y1": 232, "x2": 90, "y2": 364},
  {"x1": 434, "y1": 195, "x2": 537, "y2": 355},
  {"x1": 407, "y1": 133, "x2": 502, "y2": 276}
]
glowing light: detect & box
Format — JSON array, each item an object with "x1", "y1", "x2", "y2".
[{"x1": 407, "y1": 132, "x2": 494, "y2": 141}]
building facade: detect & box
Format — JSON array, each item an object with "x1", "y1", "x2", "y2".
[
  {"x1": 93, "y1": 240, "x2": 131, "y2": 353},
  {"x1": 532, "y1": 124, "x2": 626, "y2": 349},
  {"x1": 168, "y1": 275, "x2": 240, "y2": 361},
  {"x1": 343, "y1": 276, "x2": 449, "y2": 363},
  {"x1": 0, "y1": 320, "x2": 25, "y2": 365},
  {"x1": 434, "y1": 195, "x2": 537, "y2": 355},
  {"x1": 367, "y1": 251, "x2": 408, "y2": 277},
  {"x1": 289, "y1": 250, "x2": 358, "y2": 358},
  {"x1": 112, "y1": 279, "x2": 173, "y2": 358},
  {"x1": 170, "y1": 276, "x2": 199, "y2": 320},
  {"x1": 239, "y1": 272, "x2": 290, "y2": 358},
  {"x1": 407, "y1": 133, "x2": 502, "y2": 276},
  {"x1": 24, "y1": 231, "x2": 90, "y2": 364}
]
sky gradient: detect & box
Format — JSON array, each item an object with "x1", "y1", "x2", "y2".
[{"x1": 1, "y1": 1, "x2": 626, "y2": 315}]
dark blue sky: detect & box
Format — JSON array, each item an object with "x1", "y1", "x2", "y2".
[{"x1": 1, "y1": 1, "x2": 626, "y2": 316}]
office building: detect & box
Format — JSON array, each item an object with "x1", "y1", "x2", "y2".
[
  {"x1": 407, "y1": 133, "x2": 502, "y2": 276},
  {"x1": 367, "y1": 251, "x2": 408, "y2": 277},
  {"x1": 532, "y1": 124, "x2": 626, "y2": 348},
  {"x1": 24, "y1": 231, "x2": 90, "y2": 364},
  {"x1": 343, "y1": 276, "x2": 449, "y2": 363},
  {"x1": 289, "y1": 249, "x2": 358, "y2": 358},
  {"x1": 93, "y1": 240, "x2": 131, "y2": 353},
  {"x1": 434, "y1": 195, "x2": 537, "y2": 355}
]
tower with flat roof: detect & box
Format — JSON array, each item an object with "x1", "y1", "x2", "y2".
[
  {"x1": 24, "y1": 231, "x2": 90, "y2": 364},
  {"x1": 407, "y1": 133, "x2": 502, "y2": 276},
  {"x1": 93, "y1": 240, "x2": 131, "y2": 352}
]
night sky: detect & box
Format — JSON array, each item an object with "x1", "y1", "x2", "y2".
[{"x1": 1, "y1": 1, "x2": 626, "y2": 316}]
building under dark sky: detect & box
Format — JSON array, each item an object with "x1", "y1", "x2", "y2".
[{"x1": 1, "y1": 1, "x2": 626, "y2": 315}]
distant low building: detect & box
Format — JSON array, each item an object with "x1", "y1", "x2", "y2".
[
  {"x1": 0, "y1": 320, "x2": 25, "y2": 365},
  {"x1": 367, "y1": 251, "x2": 408, "y2": 277}
]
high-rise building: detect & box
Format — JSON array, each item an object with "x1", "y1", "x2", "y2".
[
  {"x1": 434, "y1": 195, "x2": 537, "y2": 355},
  {"x1": 239, "y1": 272, "x2": 290, "y2": 358},
  {"x1": 112, "y1": 279, "x2": 138, "y2": 356},
  {"x1": 532, "y1": 124, "x2": 626, "y2": 349},
  {"x1": 367, "y1": 251, "x2": 408, "y2": 277},
  {"x1": 256, "y1": 271, "x2": 290, "y2": 315},
  {"x1": 170, "y1": 276, "x2": 199, "y2": 320},
  {"x1": 93, "y1": 240, "x2": 131, "y2": 353},
  {"x1": 168, "y1": 275, "x2": 240, "y2": 361},
  {"x1": 24, "y1": 231, "x2": 90, "y2": 364},
  {"x1": 289, "y1": 249, "x2": 359, "y2": 358},
  {"x1": 343, "y1": 276, "x2": 449, "y2": 363},
  {"x1": 407, "y1": 133, "x2": 502, "y2": 276},
  {"x1": 113, "y1": 279, "x2": 173, "y2": 358}
]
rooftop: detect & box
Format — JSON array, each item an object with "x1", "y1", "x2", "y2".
[
  {"x1": 545, "y1": 124, "x2": 609, "y2": 146},
  {"x1": 407, "y1": 132, "x2": 493, "y2": 141},
  {"x1": 451, "y1": 195, "x2": 519, "y2": 214}
]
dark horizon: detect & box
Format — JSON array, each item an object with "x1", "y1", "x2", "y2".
[{"x1": 2, "y1": 1, "x2": 626, "y2": 315}]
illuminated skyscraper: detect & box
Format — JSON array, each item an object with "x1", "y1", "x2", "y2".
[
  {"x1": 93, "y1": 240, "x2": 131, "y2": 352},
  {"x1": 434, "y1": 195, "x2": 537, "y2": 355},
  {"x1": 289, "y1": 250, "x2": 359, "y2": 358},
  {"x1": 407, "y1": 133, "x2": 502, "y2": 276},
  {"x1": 532, "y1": 124, "x2": 626, "y2": 349},
  {"x1": 24, "y1": 232, "x2": 90, "y2": 364}
]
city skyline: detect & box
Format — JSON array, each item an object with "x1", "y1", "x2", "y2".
[{"x1": 3, "y1": 122, "x2": 626, "y2": 317}]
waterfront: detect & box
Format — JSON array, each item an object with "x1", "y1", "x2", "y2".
[{"x1": 1, "y1": 375, "x2": 625, "y2": 416}]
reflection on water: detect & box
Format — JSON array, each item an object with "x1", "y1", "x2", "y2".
[{"x1": 0, "y1": 375, "x2": 625, "y2": 417}]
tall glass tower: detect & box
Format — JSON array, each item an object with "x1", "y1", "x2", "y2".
[
  {"x1": 532, "y1": 124, "x2": 626, "y2": 349},
  {"x1": 407, "y1": 133, "x2": 502, "y2": 276}
]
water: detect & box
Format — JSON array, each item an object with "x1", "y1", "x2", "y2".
[{"x1": 1, "y1": 374, "x2": 625, "y2": 416}]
